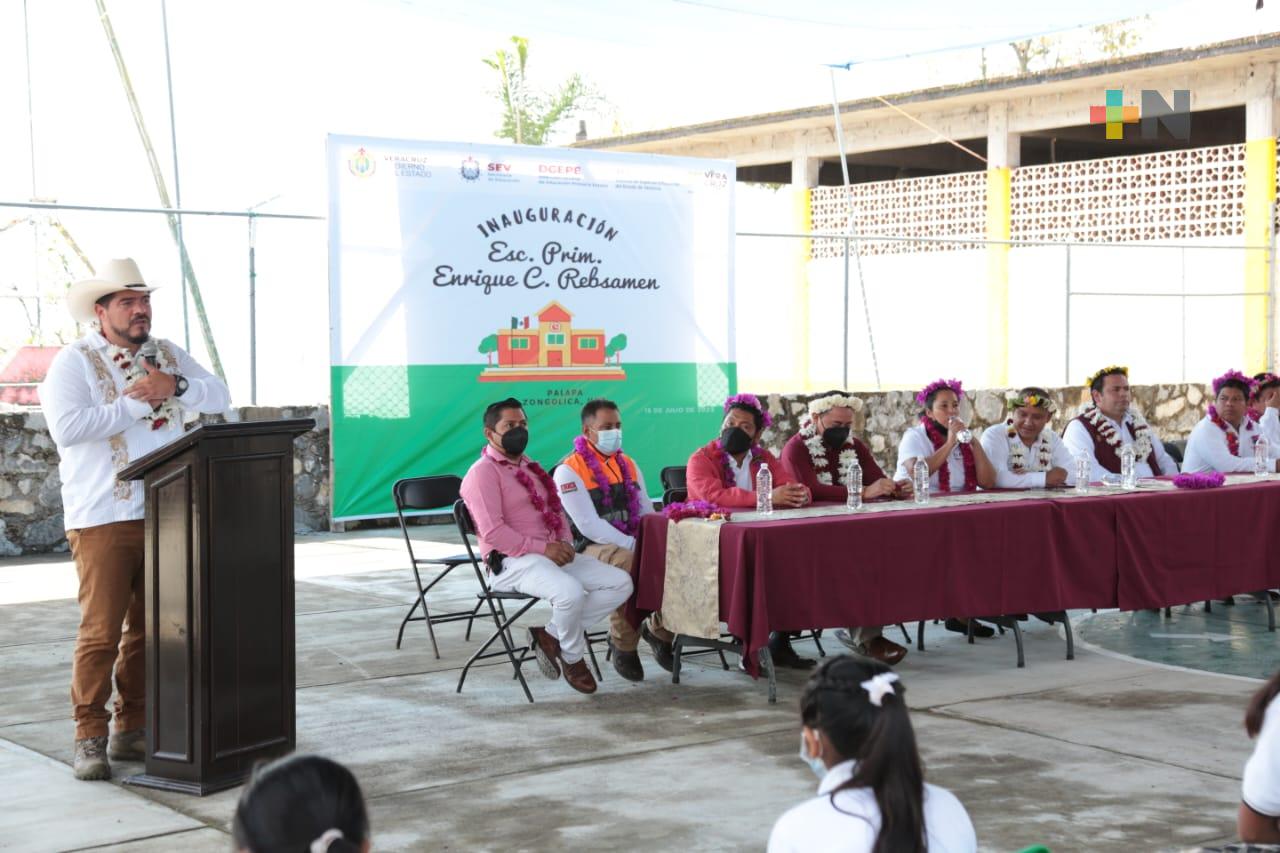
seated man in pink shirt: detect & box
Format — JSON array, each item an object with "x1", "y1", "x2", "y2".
[
  {"x1": 686, "y1": 393, "x2": 815, "y2": 669},
  {"x1": 460, "y1": 397, "x2": 633, "y2": 695}
]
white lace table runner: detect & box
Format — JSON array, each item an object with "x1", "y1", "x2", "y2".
[{"x1": 659, "y1": 518, "x2": 723, "y2": 639}]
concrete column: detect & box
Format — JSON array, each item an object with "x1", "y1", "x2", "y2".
[
  {"x1": 986, "y1": 105, "x2": 1020, "y2": 386},
  {"x1": 1245, "y1": 63, "x2": 1279, "y2": 373},
  {"x1": 791, "y1": 154, "x2": 819, "y2": 388},
  {"x1": 791, "y1": 155, "x2": 822, "y2": 189}
]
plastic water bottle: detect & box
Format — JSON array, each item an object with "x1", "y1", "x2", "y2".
[
  {"x1": 846, "y1": 456, "x2": 863, "y2": 512},
  {"x1": 756, "y1": 463, "x2": 773, "y2": 515},
  {"x1": 1119, "y1": 444, "x2": 1137, "y2": 490},
  {"x1": 913, "y1": 458, "x2": 930, "y2": 506},
  {"x1": 1256, "y1": 436, "x2": 1271, "y2": 477},
  {"x1": 1074, "y1": 453, "x2": 1090, "y2": 494}
]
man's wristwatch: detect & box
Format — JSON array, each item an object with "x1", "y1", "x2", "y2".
[{"x1": 173, "y1": 374, "x2": 189, "y2": 398}]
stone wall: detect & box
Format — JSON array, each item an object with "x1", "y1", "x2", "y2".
[
  {"x1": 754, "y1": 382, "x2": 1208, "y2": 478},
  {"x1": 0, "y1": 405, "x2": 330, "y2": 556}
]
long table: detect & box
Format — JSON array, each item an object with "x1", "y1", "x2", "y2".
[{"x1": 627, "y1": 476, "x2": 1280, "y2": 680}]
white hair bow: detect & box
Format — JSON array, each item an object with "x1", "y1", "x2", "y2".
[
  {"x1": 860, "y1": 672, "x2": 900, "y2": 707},
  {"x1": 311, "y1": 829, "x2": 345, "y2": 853}
]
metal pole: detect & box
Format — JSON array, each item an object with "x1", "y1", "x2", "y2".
[
  {"x1": 249, "y1": 213, "x2": 257, "y2": 405},
  {"x1": 842, "y1": 237, "x2": 850, "y2": 389},
  {"x1": 160, "y1": 0, "x2": 190, "y2": 350},
  {"x1": 1063, "y1": 244, "x2": 1071, "y2": 386},
  {"x1": 22, "y1": 0, "x2": 39, "y2": 337},
  {"x1": 1270, "y1": 201, "x2": 1277, "y2": 371}
]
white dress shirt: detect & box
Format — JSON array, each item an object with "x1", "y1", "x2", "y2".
[
  {"x1": 768, "y1": 759, "x2": 977, "y2": 853},
  {"x1": 895, "y1": 422, "x2": 969, "y2": 491},
  {"x1": 39, "y1": 332, "x2": 231, "y2": 530},
  {"x1": 553, "y1": 455, "x2": 654, "y2": 551},
  {"x1": 1259, "y1": 408, "x2": 1280, "y2": 454},
  {"x1": 979, "y1": 423, "x2": 1076, "y2": 488},
  {"x1": 1182, "y1": 415, "x2": 1274, "y2": 474},
  {"x1": 1062, "y1": 411, "x2": 1180, "y2": 482},
  {"x1": 1243, "y1": 697, "x2": 1280, "y2": 818},
  {"x1": 728, "y1": 453, "x2": 754, "y2": 490}
]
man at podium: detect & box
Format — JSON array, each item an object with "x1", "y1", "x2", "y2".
[{"x1": 38, "y1": 259, "x2": 230, "y2": 781}]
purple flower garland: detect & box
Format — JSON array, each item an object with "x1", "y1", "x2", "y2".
[
  {"x1": 572, "y1": 435, "x2": 644, "y2": 537},
  {"x1": 511, "y1": 461, "x2": 567, "y2": 540},
  {"x1": 662, "y1": 500, "x2": 728, "y2": 522},
  {"x1": 1172, "y1": 471, "x2": 1226, "y2": 489}
]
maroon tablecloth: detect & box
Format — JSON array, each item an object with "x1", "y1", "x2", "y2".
[{"x1": 628, "y1": 480, "x2": 1280, "y2": 677}]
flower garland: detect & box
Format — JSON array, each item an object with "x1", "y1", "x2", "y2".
[
  {"x1": 572, "y1": 435, "x2": 644, "y2": 537},
  {"x1": 1207, "y1": 404, "x2": 1255, "y2": 457},
  {"x1": 723, "y1": 393, "x2": 773, "y2": 428},
  {"x1": 500, "y1": 456, "x2": 566, "y2": 540},
  {"x1": 1173, "y1": 471, "x2": 1226, "y2": 490},
  {"x1": 798, "y1": 415, "x2": 859, "y2": 486},
  {"x1": 1005, "y1": 419, "x2": 1055, "y2": 472},
  {"x1": 108, "y1": 343, "x2": 180, "y2": 431},
  {"x1": 920, "y1": 415, "x2": 976, "y2": 492},
  {"x1": 1211, "y1": 368, "x2": 1258, "y2": 397},
  {"x1": 1084, "y1": 364, "x2": 1128, "y2": 390},
  {"x1": 662, "y1": 500, "x2": 729, "y2": 522},
  {"x1": 915, "y1": 378, "x2": 963, "y2": 407},
  {"x1": 1079, "y1": 404, "x2": 1154, "y2": 461}
]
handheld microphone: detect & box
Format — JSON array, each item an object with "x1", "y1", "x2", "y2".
[{"x1": 138, "y1": 339, "x2": 159, "y2": 368}]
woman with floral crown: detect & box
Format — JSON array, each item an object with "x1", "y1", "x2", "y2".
[
  {"x1": 781, "y1": 393, "x2": 911, "y2": 665},
  {"x1": 1184, "y1": 370, "x2": 1280, "y2": 474},
  {"x1": 894, "y1": 379, "x2": 997, "y2": 638},
  {"x1": 1062, "y1": 365, "x2": 1180, "y2": 483},
  {"x1": 978, "y1": 388, "x2": 1075, "y2": 489}
]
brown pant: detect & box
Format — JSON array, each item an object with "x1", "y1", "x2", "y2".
[
  {"x1": 68, "y1": 520, "x2": 145, "y2": 740},
  {"x1": 581, "y1": 542, "x2": 673, "y2": 652}
]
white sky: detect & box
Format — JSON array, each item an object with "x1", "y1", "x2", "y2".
[{"x1": 0, "y1": 0, "x2": 1275, "y2": 402}]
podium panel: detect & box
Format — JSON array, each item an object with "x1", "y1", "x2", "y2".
[{"x1": 119, "y1": 419, "x2": 313, "y2": 795}]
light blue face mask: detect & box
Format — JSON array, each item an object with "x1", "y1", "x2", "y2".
[
  {"x1": 595, "y1": 429, "x2": 622, "y2": 456},
  {"x1": 799, "y1": 732, "x2": 827, "y2": 779}
]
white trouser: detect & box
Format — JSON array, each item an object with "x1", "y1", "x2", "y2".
[{"x1": 492, "y1": 552, "x2": 633, "y2": 664}]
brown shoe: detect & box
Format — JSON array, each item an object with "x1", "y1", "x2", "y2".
[
  {"x1": 527, "y1": 627, "x2": 561, "y2": 680},
  {"x1": 561, "y1": 657, "x2": 598, "y2": 694},
  {"x1": 609, "y1": 643, "x2": 644, "y2": 682},
  {"x1": 73, "y1": 736, "x2": 111, "y2": 781},
  {"x1": 855, "y1": 636, "x2": 908, "y2": 666},
  {"x1": 108, "y1": 728, "x2": 145, "y2": 762}
]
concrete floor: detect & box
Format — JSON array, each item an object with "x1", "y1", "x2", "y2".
[{"x1": 0, "y1": 525, "x2": 1263, "y2": 852}]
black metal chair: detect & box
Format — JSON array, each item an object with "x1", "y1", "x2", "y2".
[
  {"x1": 453, "y1": 499, "x2": 604, "y2": 703},
  {"x1": 392, "y1": 476, "x2": 483, "y2": 658},
  {"x1": 1163, "y1": 440, "x2": 1186, "y2": 465},
  {"x1": 660, "y1": 465, "x2": 688, "y2": 506}
]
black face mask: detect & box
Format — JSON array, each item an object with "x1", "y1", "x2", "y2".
[
  {"x1": 499, "y1": 426, "x2": 529, "y2": 456},
  {"x1": 821, "y1": 426, "x2": 850, "y2": 449},
  {"x1": 719, "y1": 426, "x2": 752, "y2": 455}
]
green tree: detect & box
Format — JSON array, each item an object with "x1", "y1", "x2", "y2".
[
  {"x1": 478, "y1": 333, "x2": 498, "y2": 366},
  {"x1": 483, "y1": 36, "x2": 600, "y2": 145},
  {"x1": 604, "y1": 333, "x2": 627, "y2": 365}
]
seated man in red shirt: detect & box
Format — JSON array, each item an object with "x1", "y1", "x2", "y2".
[
  {"x1": 460, "y1": 398, "x2": 633, "y2": 696},
  {"x1": 686, "y1": 393, "x2": 814, "y2": 668},
  {"x1": 780, "y1": 394, "x2": 911, "y2": 666}
]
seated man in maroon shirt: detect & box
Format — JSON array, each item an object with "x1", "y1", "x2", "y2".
[
  {"x1": 780, "y1": 394, "x2": 911, "y2": 666},
  {"x1": 460, "y1": 398, "x2": 633, "y2": 695},
  {"x1": 686, "y1": 393, "x2": 815, "y2": 668}
]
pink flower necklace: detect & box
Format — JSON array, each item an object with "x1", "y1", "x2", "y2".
[
  {"x1": 572, "y1": 435, "x2": 644, "y2": 537},
  {"x1": 1208, "y1": 405, "x2": 1252, "y2": 457},
  {"x1": 921, "y1": 415, "x2": 976, "y2": 492},
  {"x1": 490, "y1": 450, "x2": 566, "y2": 539}
]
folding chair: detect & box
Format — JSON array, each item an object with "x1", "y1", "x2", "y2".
[
  {"x1": 392, "y1": 476, "x2": 484, "y2": 658},
  {"x1": 453, "y1": 499, "x2": 604, "y2": 703}
]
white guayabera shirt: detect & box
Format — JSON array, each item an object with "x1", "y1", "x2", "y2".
[
  {"x1": 979, "y1": 423, "x2": 1077, "y2": 489},
  {"x1": 39, "y1": 331, "x2": 230, "y2": 530}
]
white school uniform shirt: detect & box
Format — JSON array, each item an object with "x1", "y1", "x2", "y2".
[
  {"x1": 1061, "y1": 411, "x2": 1180, "y2": 483},
  {"x1": 768, "y1": 759, "x2": 977, "y2": 853},
  {"x1": 979, "y1": 423, "x2": 1076, "y2": 488},
  {"x1": 1258, "y1": 408, "x2": 1280, "y2": 456},
  {"x1": 38, "y1": 331, "x2": 231, "y2": 530},
  {"x1": 1244, "y1": 697, "x2": 1280, "y2": 818},
  {"x1": 895, "y1": 422, "x2": 969, "y2": 491},
  {"x1": 552, "y1": 454, "x2": 655, "y2": 551},
  {"x1": 1182, "y1": 415, "x2": 1271, "y2": 474}
]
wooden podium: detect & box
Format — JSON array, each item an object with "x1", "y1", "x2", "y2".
[{"x1": 117, "y1": 418, "x2": 315, "y2": 795}]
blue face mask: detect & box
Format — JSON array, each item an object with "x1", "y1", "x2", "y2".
[
  {"x1": 594, "y1": 429, "x2": 622, "y2": 456},
  {"x1": 799, "y1": 732, "x2": 827, "y2": 779}
]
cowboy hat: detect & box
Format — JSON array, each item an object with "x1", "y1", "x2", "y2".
[{"x1": 66, "y1": 258, "x2": 159, "y2": 324}]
